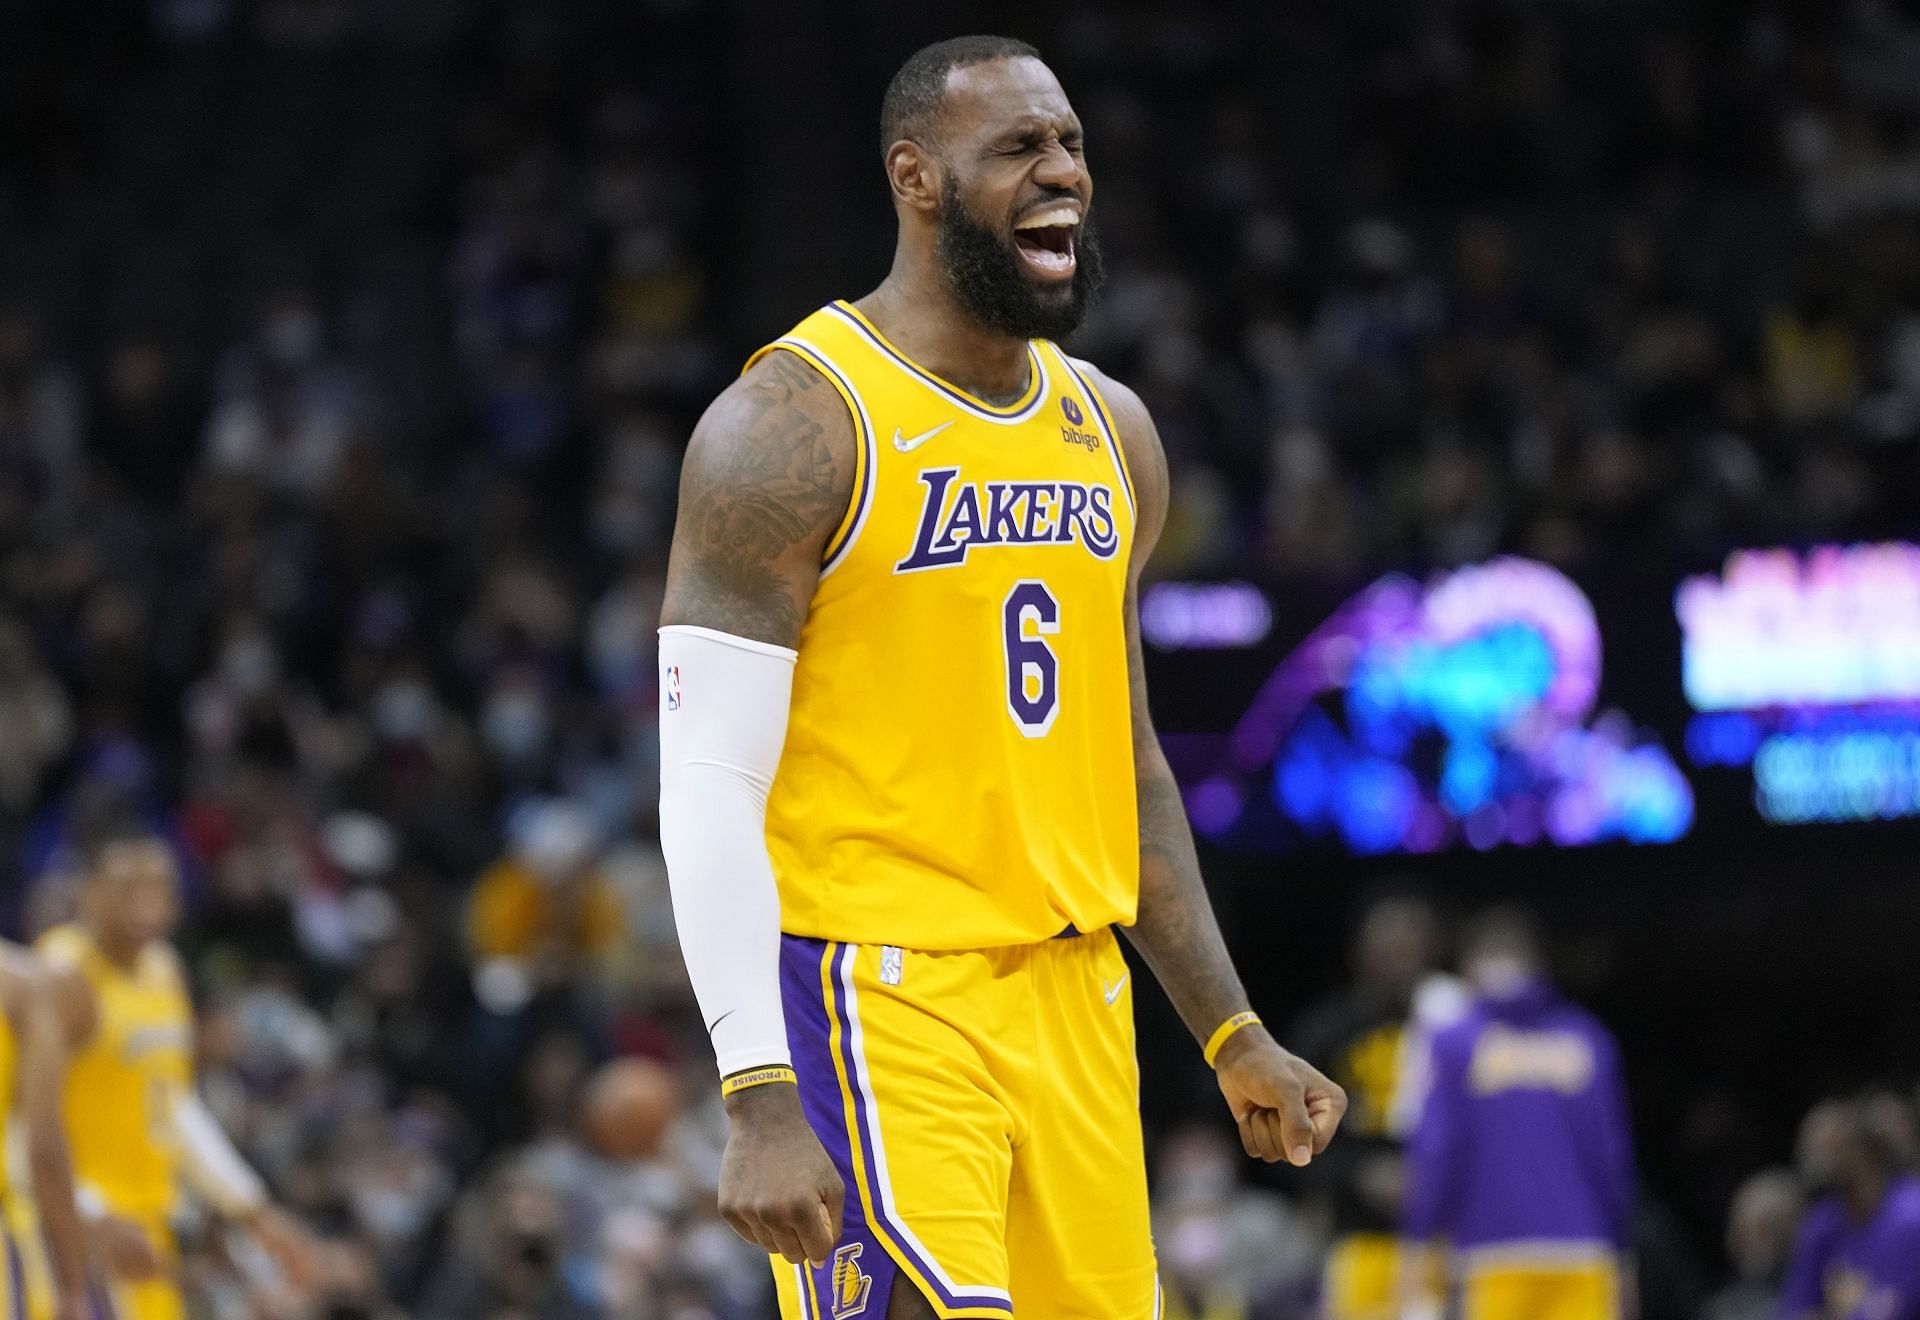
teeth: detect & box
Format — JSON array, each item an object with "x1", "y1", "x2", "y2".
[{"x1": 1016, "y1": 205, "x2": 1080, "y2": 230}]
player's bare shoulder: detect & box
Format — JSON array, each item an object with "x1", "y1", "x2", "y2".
[
  {"x1": 662, "y1": 348, "x2": 860, "y2": 646},
  {"x1": 1064, "y1": 356, "x2": 1168, "y2": 545}
]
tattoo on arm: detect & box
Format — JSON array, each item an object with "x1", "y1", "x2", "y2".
[{"x1": 661, "y1": 350, "x2": 855, "y2": 647}]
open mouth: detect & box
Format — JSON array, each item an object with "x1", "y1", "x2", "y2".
[{"x1": 1013, "y1": 203, "x2": 1080, "y2": 280}]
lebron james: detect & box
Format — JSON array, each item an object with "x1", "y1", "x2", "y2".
[{"x1": 659, "y1": 35, "x2": 1347, "y2": 1318}]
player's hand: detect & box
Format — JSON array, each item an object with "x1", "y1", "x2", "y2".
[
  {"x1": 90, "y1": 1213, "x2": 163, "y2": 1281},
  {"x1": 50, "y1": 1295, "x2": 92, "y2": 1320},
  {"x1": 242, "y1": 1204, "x2": 323, "y2": 1291},
  {"x1": 719, "y1": 1081, "x2": 845, "y2": 1268},
  {"x1": 1213, "y1": 1025, "x2": 1347, "y2": 1167}
]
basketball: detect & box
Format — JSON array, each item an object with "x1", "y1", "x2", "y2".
[{"x1": 581, "y1": 1057, "x2": 680, "y2": 1163}]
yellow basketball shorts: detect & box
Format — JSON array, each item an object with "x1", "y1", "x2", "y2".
[
  {"x1": 1321, "y1": 1232, "x2": 1402, "y2": 1320},
  {"x1": 1459, "y1": 1255, "x2": 1620, "y2": 1320},
  {"x1": 771, "y1": 928, "x2": 1160, "y2": 1319},
  {"x1": 29, "y1": 1213, "x2": 183, "y2": 1320},
  {"x1": 89, "y1": 1274, "x2": 184, "y2": 1320}
]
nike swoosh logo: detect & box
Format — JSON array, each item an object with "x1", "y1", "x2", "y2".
[
  {"x1": 892, "y1": 419, "x2": 956, "y2": 453},
  {"x1": 706, "y1": 1009, "x2": 736, "y2": 1033},
  {"x1": 1104, "y1": 974, "x2": 1129, "y2": 1005}
]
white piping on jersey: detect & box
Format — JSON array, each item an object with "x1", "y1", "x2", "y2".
[
  {"x1": 770, "y1": 335, "x2": 879, "y2": 579},
  {"x1": 824, "y1": 302, "x2": 1051, "y2": 426}
]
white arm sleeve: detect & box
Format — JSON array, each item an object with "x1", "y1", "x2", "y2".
[
  {"x1": 657, "y1": 624, "x2": 796, "y2": 1077},
  {"x1": 170, "y1": 1091, "x2": 267, "y2": 1219}
]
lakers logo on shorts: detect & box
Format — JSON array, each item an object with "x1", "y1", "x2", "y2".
[{"x1": 832, "y1": 1242, "x2": 874, "y2": 1318}]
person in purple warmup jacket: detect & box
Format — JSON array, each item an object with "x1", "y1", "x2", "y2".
[
  {"x1": 1402, "y1": 908, "x2": 1635, "y2": 1320},
  {"x1": 1779, "y1": 1097, "x2": 1920, "y2": 1320}
]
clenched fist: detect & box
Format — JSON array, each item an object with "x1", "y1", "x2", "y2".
[
  {"x1": 718, "y1": 1082, "x2": 846, "y2": 1268},
  {"x1": 1213, "y1": 1024, "x2": 1347, "y2": 1167}
]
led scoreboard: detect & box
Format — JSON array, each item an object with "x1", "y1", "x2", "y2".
[
  {"x1": 1679, "y1": 542, "x2": 1920, "y2": 825},
  {"x1": 1164, "y1": 541, "x2": 1920, "y2": 857}
]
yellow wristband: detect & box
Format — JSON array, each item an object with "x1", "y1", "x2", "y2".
[
  {"x1": 720, "y1": 1065, "x2": 798, "y2": 1098},
  {"x1": 1203, "y1": 1011, "x2": 1262, "y2": 1067}
]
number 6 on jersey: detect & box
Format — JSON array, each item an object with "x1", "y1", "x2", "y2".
[{"x1": 1003, "y1": 579, "x2": 1060, "y2": 737}]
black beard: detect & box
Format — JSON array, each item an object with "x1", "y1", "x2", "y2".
[{"x1": 935, "y1": 181, "x2": 1105, "y2": 342}]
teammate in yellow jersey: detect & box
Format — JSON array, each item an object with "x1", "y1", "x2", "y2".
[
  {"x1": 0, "y1": 942, "x2": 89, "y2": 1320},
  {"x1": 36, "y1": 827, "x2": 315, "y2": 1320},
  {"x1": 658, "y1": 34, "x2": 1348, "y2": 1319}
]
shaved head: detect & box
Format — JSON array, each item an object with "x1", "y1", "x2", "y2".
[{"x1": 880, "y1": 34, "x2": 1041, "y2": 155}]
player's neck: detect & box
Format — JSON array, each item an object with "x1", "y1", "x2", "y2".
[
  {"x1": 82, "y1": 924, "x2": 144, "y2": 971},
  {"x1": 857, "y1": 273, "x2": 1033, "y2": 407}
]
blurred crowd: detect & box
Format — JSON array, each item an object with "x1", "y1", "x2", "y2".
[{"x1": 4, "y1": 0, "x2": 1920, "y2": 1315}]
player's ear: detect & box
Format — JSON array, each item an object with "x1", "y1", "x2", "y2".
[{"x1": 885, "y1": 140, "x2": 941, "y2": 215}]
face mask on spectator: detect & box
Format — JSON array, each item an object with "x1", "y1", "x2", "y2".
[
  {"x1": 1163, "y1": 1210, "x2": 1230, "y2": 1276},
  {"x1": 220, "y1": 635, "x2": 278, "y2": 697},
  {"x1": 483, "y1": 688, "x2": 552, "y2": 762},
  {"x1": 371, "y1": 680, "x2": 436, "y2": 743},
  {"x1": 355, "y1": 1182, "x2": 435, "y2": 1240}
]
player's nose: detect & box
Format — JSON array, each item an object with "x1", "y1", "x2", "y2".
[{"x1": 1030, "y1": 140, "x2": 1085, "y2": 194}]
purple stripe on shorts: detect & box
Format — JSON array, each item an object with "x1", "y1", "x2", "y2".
[
  {"x1": 4, "y1": 1230, "x2": 23, "y2": 1320},
  {"x1": 781, "y1": 935, "x2": 902, "y2": 1317},
  {"x1": 824, "y1": 944, "x2": 1012, "y2": 1314}
]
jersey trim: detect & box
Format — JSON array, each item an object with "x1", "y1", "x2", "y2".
[
  {"x1": 1058, "y1": 353, "x2": 1137, "y2": 518},
  {"x1": 745, "y1": 338, "x2": 878, "y2": 576},
  {"x1": 826, "y1": 302, "x2": 1049, "y2": 424}
]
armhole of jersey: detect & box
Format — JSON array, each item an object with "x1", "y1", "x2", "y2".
[
  {"x1": 741, "y1": 337, "x2": 877, "y2": 575},
  {"x1": 1057, "y1": 350, "x2": 1137, "y2": 520}
]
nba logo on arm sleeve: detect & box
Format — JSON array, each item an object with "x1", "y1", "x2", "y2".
[{"x1": 665, "y1": 665, "x2": 682, "y2": 711}]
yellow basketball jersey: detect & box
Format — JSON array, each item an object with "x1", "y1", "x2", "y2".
[
  {"x1": 35, "y1": 926, "x2": 191, "y2": 1218},
  {"x1": 745, "y1": 301, "x2": 1139, "y2": 949}
]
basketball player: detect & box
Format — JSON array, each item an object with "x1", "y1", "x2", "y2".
[
  {"x1": 35, "y1": 828, "x2": 314, "y2": 1320},
  {"x1": 1402, "y1": 910, "x2": 1633, "y2": 1320},
  {"x1": 0, "y1": 944, "x2": 88, "y2": 1320},
  {"x1": 658, "y1": 35, "x2": 1347, "y2": 1318},
  {"x1": 1288, "y1": 896, "x2": 1449, "y2": 1320}
]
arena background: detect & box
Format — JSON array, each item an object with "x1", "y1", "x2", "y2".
[{"x1": 5, "y1": 0, "x2": 1920, "y2": 1315}]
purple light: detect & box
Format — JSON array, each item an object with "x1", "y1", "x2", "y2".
[
  {"x1": 1186, "y1": 778, "x2": 1243, "y2": 834},
  {"x1": 1141, "y1": 581, "x2": 1274, "y2": 650},
  {"x1": 1188, "y1": 557, "x2": 1692, "y2": 854}
]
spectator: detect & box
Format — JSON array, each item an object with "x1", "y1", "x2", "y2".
[
  {"x1": 0, "y1": 302, "x2": 84, "y2": 516},
  {"x1": 1779, "y1": 1097, "x2": 1920, "y2": 1320},
  {"x1": 202, "y1": 289, "x2": 367, "y2": 498},
  {"x1": 467, "y1": 798, "x2": 625, "y2": 980},
  {"x1": 1702, "y1": 1170, "x2": 1803, "y2": 1320},
  {"x1": 1150, "y1": 1124, "x2": 1322, "y2": 1320}
]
